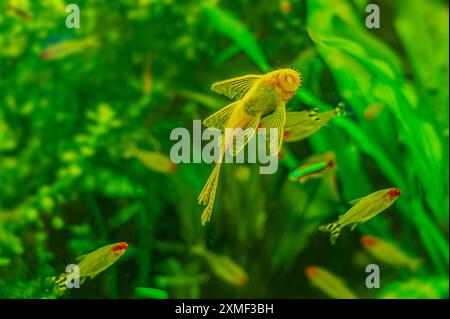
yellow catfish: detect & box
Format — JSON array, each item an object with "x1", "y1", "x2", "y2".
[{"x1": 198, "y1": 69, "x2": 302, "y2": 225}]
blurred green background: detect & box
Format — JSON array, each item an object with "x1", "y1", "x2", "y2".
[{"x1": 0, "y1": 0, "x2": 448, "y2": 298}]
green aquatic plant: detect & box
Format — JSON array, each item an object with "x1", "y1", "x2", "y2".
[{"x1": 0, "y1": 0, "x2": 448, "y2": 299}]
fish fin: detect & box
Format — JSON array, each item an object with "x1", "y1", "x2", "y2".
[
  {"x1": 47, "y1": 273, "x2": 87, "y2": 294},
  {"x1": 349, "y1": 196, "x2": 365, "y2": 206},
  {"x1": 285, "y1": 109, "x2": 319, "y2": 128},
  {"x1": 75, "y1": 253, "x2": 92, "y2": 262},
  {"x1": 318, "y1": 221, "x2": 342, "y2": 245},
  {"x1": 350, "y1": 222, "x2": 359, "y2": 231},
  {"x1": 48, "y1": 274, "x2": 69, "y2": 294},
  {"x1": 262, "y1": 104, "x2": 286, "y2": 155},
  {"x1": 229, "y1": 115, "x2": 261, "y2": 156},
  {"x1": 203, "y1": 101, "x2": 241, "y2": 131},
  {"x1": 198, "y1": 161, "x2": 223, "y2": 225},
  {"x1": 334, "y1": 102, "x2": 347, "y2": 116},
  {"x1": 258, "y1": 113, "x2": 272, "y2": 128},
  {"x1": 211, "y1": 74, "x2": 262, "y2": 100}
]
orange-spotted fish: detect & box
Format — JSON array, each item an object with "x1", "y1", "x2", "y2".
[
  {"x1": 198, "y1": 69, "x2": 302, "y2": 225},
  {"x1": 5, "y1": 3, "x2": 33, "y2": 20},
  {"x1": 364, "y1": 103, "x2": 385, "y2": 121},
  {"x1": 305, "y1": 266, "x2": 358, "y2": 299},
  {"x1": 279, "y1": 0, "x2": 292, "y2": 14},
  {"x1": 40, "y1": 37, "x2": 97, "y2": 60},
  {"x1": 192, "y1": 245, "x2": 248, "y2": 286},
  {"x1": 265, "y1": 104, "x2": 344, "y2": 142},
  {"x1": 289, "y1": 151, "x2": 336, "y2": 184},
  {"x1": 126, "y1": 147, "x2": 177, "y2": 174},
  {"x1": 361, "y1": 236, "x2": 422, "y2": 272},
  {"x1": 319, "y1": 188, "x2": 401, "y2": 244},
  {"x1": 50, "y1": 242, "x2": 128, "y2": 293}
]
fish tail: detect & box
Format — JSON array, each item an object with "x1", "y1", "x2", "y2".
[
  {"x1": 47, "y1": 274, "x2": 69, "y2": 294},
  {"x1": 335, "y1": 102, "x2": 349, "y2": 117},
  {"x1": 198, "y1": 161, "x2": 222, "y2": 225},
  {"x1": 318, "y1": 222, "x2": 342, "y2": 245}
]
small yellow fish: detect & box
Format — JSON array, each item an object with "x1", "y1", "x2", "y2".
[
  {"x1": 126, "y1": 148, "x2": 177, "y2": 174},
  {"x1": 319, "y1": 188, "x2": 401, "y2": 244},
  {"x1": 361, "y1": 236, "x2": 422, "y2": 272},
  {"x1": 5, "y1": 3, "x2": 33, "y2": 20},
  {"x1": 279, "y1": 0, "x2": 292, "y2": 14},
  {"x1": 192, "y1": 245, "x2": 248, "y2": 286},
  {"x1": 289, "y1": 151, "x2": 336, "y2": 184},
  {"x1": 364, "y1": 103, "x2": 385, "y2": 120},
  {"x1": 142, "y1": 53, "x2": 153, "y2": 95},
  {"x1": 305, "y1": 266, "x2": 358, "y2": 299},
  {"x1": 198, "y1": 68, "x2": 302, "y2": 224},
  {"x1": 263, "y1": 105, "x2": 344, "y2": 142},
  {"x1": 50, "y1": 242, "x2": 128, "y2": 293},
  {"x1": 41, "y1": 38, "x2": 97, "y2": 60}
]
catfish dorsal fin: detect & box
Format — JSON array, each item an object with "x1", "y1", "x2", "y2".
[
  {"x1": 75, "y1": 252, "x2": 92, "y2": 262},
  {"x1": 349, "y1": 196, "x2": 364, "y2": 206},
  {"x1": 211, "y1": 74, "x2": 262, "y2": 100}
]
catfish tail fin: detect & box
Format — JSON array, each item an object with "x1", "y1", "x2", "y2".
[{"x1": 198, "y1": 161, "x2": 222, "y2": 225}]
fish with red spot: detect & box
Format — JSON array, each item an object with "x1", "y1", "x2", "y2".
[
  {"x1": 5, "y1": 3, "x2": 33, "y2": 20},
  {"x1": 49, "y1": 242, "x2": 128, "y2": 293},
  {"x1": 361, "y1": 236, "x2": 422, "y2": 272},
  {"x1": 305, "y1": 266, "x2": 358, "y2": 299},
  {"x1": 319, "y1": 188, "x2": 401, "y2": 244},
  {"x1": 288, "y1": 151, "x2": 337, "y2": 184}
]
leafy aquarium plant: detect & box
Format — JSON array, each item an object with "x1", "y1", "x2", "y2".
[{"x1": 0, "y1": 0, "x2": 448, "y2": 300}]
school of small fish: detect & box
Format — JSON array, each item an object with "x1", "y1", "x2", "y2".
[
  {"x1": 44, "y1": 68, "x2": 410, "y2": 298},
  {"x1": 194, "y1": 69, "x2": 409, "y2": 298}
]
